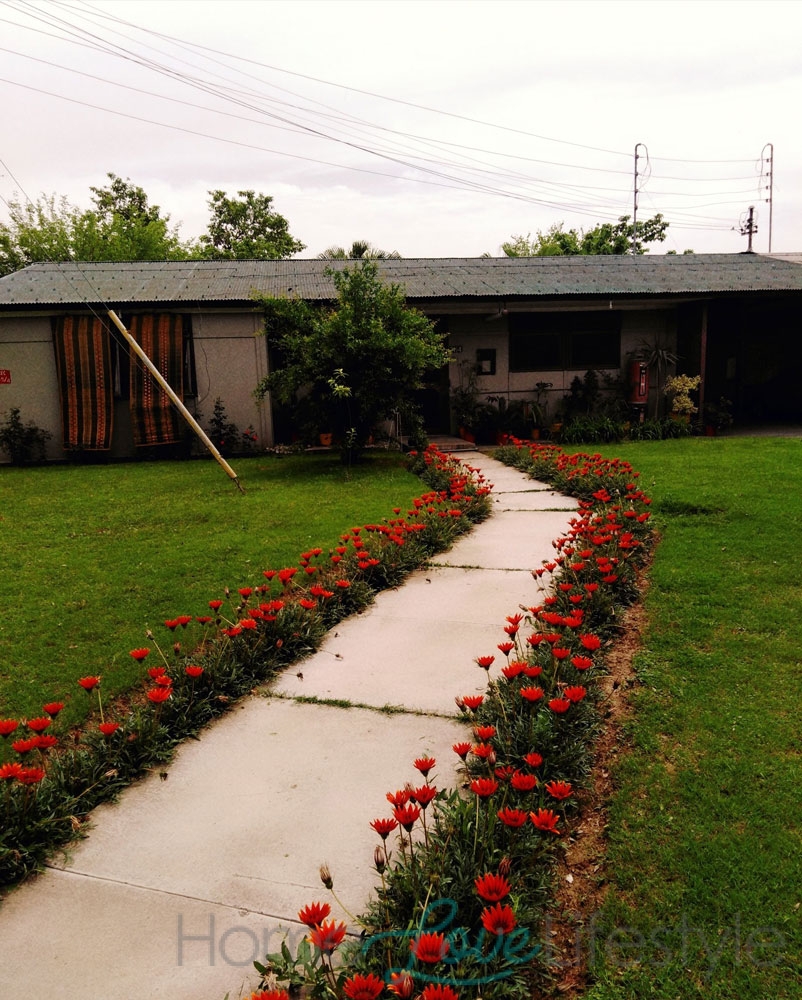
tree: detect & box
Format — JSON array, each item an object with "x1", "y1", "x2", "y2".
[
  {"x1": 1, "y1": 195, "x2": 79, "y2": 275},
  {"x1": 318, "y1": 240, "x2": 401, "y2": 260},
  {"x1": 255, "y1": 261, "x2": 449, "y2": 461},
  {"x1": 199, "y1": 190, "x2": 305, "y2": 259},
  {"x1": 0, "y1": 175, "x2": 191, "y2": 275},
  {"x1": 501, "y1": 214, "x2": 669, "y2": 257},
  {"x1": 74, "y1": 173, "x2": 191, "y2": 261}
]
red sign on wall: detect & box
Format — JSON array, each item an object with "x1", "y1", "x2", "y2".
[{"x1": 0, "y1": 370, "x2": 10, "y2": 384}]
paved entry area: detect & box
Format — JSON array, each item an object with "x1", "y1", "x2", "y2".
[{"x1": 0, "y1": 451, "x2": 578, "y2": 1000}]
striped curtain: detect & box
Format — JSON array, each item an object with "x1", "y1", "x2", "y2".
[
  {"x1": 129, "y1": 314, "x2": 184, "y2": 447},
  {"x1": 53, "y1": 315, "x2": 114, "y2": 450}
]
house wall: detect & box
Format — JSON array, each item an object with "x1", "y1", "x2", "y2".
[
  {"x1": 0, "y1": 314, "x2": 65, "y2": 460},
  {"x1": 191, "y1": 311, "x2": 272, "y2": 447},
  {"x1": 446, "y1": 305, "x2": 677, "y2": 427}
]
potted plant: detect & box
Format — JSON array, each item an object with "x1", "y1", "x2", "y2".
[
  {"x1": 704, "y1": 396, "x2": 734, "y2": 435},
  {"x1": 664, "y1": 374, "x2": 701, "y2": 421}
]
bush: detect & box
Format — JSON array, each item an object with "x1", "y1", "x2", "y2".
[{"x1": 0, "y1": 407, "x2": 51, "y2": 465}]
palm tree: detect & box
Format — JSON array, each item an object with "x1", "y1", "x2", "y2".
[{"x1": 317, "y1": 240, "x2": 401, "y2": 260}]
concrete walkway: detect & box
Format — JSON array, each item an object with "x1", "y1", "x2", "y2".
[{"x1": 0, "y1": 452, "x2": 578, "y2": 1000}]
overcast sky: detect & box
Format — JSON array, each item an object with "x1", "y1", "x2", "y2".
[{"x1": 2, "y1": 0, "x2": 800, "y2": 258}]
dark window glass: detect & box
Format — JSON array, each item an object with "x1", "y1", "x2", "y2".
[{"x1": 509, "y1": 312, "x2": 620, "y2": 371}]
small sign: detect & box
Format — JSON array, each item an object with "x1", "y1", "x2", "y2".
[{"x1": 0, "y1": 370, "x2": 10, "y2": 384}]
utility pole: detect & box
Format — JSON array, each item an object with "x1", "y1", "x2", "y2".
[
  {"x1": 632, "y1": 143, "x2": 647, "y2": 254},
  {"x1": 739, "y1": 205, "x2": 758, "y2": 252},
  {"x1": 761, "y1": 143, "x2": 774, "y2": 252}
]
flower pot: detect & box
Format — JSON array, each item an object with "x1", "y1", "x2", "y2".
[
  {"x1": 318, "y1": 432, "x2": 333, "y2": 446},
  {"x1": 531, "y1": 428, "x2": 541, "y2": 441},
  {"x1": 459, "y1": 426, "x2": 476, "y2": 443}
]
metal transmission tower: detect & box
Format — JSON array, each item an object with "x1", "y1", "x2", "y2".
[{"x1": 632, "y1": 143, "x2": 649, "y2": 254}]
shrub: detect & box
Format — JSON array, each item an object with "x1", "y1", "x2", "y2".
[{"x1": 0, "y1": 407, "x2": 51, "y2": 465}]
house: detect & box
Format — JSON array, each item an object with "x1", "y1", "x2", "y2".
[{"x1": 1, "y1": 254, "x2": 801, "y2": 461}]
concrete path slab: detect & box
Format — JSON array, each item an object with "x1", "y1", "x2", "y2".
[{"x1": 0, "y1": 451, "x2": 570, "y2": 1000}]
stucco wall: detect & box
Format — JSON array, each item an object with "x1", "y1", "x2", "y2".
[
  {"x1": 191, "y1": 311, "x2": 272, "y2": 447},
  {"x1": 0, "y1": 315, "x2": 65, "y2": 460}
]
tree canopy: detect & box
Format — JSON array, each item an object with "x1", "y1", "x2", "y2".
[
  {"x1": 198, "y1": 189, "x2": 305, "y2": 259},
  {"x1": 317, "y1": 240, "x2": 400, "y2": 260},
  {"x1": 255, "y1": 261, "x2": 449, "y2": 461},
  {"x1": 501, "y1": 214, "x2": 669, "y2": 257},
  {"x1": 0, "y1": 178, "x2": 305, "y2": 276}
]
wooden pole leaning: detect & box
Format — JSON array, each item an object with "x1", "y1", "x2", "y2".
[{"x1": 106, "y1": 310, "x2": 244, "y2": 493}]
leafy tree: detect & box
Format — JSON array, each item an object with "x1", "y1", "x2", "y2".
[
  {"x1": 199, "y1": 190, "x2": 305, "y2": 259},
  {"x1": 501, "y1": 214, "x2": 669, "y2": 257},
  {"x1": 0, "y1": 174, "x2": 191, "y2": 275},
  {"x1": 255, "y1": 261, "x2": 449, "y2": 461},
  {"x1": 0, "y1": 194, "x2": 82, "y2": 275},
  {"x1": 318, "y1": 240, "x2": 400, "y2": 260}
]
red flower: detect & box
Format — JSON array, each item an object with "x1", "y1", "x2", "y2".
[
  {"x1": 278, "y1": 567, "x2": 298, "y2": 585},
  {"x1": 452, "y1": 742, "x2": 472, "y2": 760},
  {"x1": 98, "y1": 722, "x2": 121, "y2": 737},
  {"x1": 580, "y1": 633, "x2": 602, "y2": 651},
  {"x1": 343, "y1": 973, "x2": 384, "y2": 1000},
  {"x1": 475, "y1": 655, "x2": 495, "y2": 670},
  {"x1": 34, "y1": 734, "x2": 58, "y2": 750},
  {"x1": 370, "y1": 817, "x2": 398, "y2": 839},
  {"x1": 420, "y1": 986, "x2": 459, "y2": 1000},
  {"x1": 474, "y1": 725, "x2": 496, "y2": 742},
  {"x1": 412, "y1": 784, "x2": 437, "y2": 808},
  {"x1": 545, "y1": 780, "x2": 573, "y2": 800},
  {"x1": 164, "y1": 619, "x2": 180, "y2": 631},
  {"x1": 298, "y1": 901, "x2": 331, "y2": 927},
  {"x1": 17, "y1": 766, "x2": 46, "y2": 785},
  {"x1": 510, "y1": 771, "x2": 538, "y2": 792},
  {"x1": 501, "y1": 662, "x2": 524, "y2": 680},
  {"x1": 147, "y1": 665, "x2": 167, "y2": 678},
  {"x1": 475, "y1": 872, "x2": 511, "y2": 901},
  {"x1": 530, "y1": 808, "x2": 561, "y2": 834},
  {"x1": 238, "y1": 587, "x2": 253, "y2": 598},
  {"x1": 497, "y1": 641, "x2": 515, "y2": 656},
  {"x1": 471, "y1": 743, "x2": 495, "y2": 762},
  {"x1": 522, "y1": 752, "x2": 543, "y2": 768},
  {"x1": 77, "y1": 676, "x2": 100, "y2": 691},
  {"x1": 481, "y1": 902, "x2": 516, "y2": 936},
  {"x1": 414, "y1": 756, "x2": 436, "y2": 776},
  {"x1": 308, "y1": 919, "x2": 347, "y2": 953},
  {"x1": 386, "y1": 788, "x2": 412, "y2": 807},
  {"x1": 552, "y1": 646, "x2": 571, "y2": 660},
  {"x1": 335, "y1": 579, "x2": 351, "y2": 589},
  {"x1": 0, "y1": 762, "x2": 23, "y2": 780},
  {"x1": 42, "y1": 702, "x2": 65, "y2": 717},
  {"x1": 387, "y1": 972, "x2": 415, "y2": 999},
  {"x1": 25, "y1": 716, "x2": 52, "y2": 733},
  {"x1": 11, "y1": 738, "x2": 37, "y2": 755},
  {"x1": 185, "y1": 665, "x2": 204, "y2": 678},
  {"x1": 249, "y1": 991, "x2": 290, "y2": 1000},
  {"x1": 0, "y1": 719, "x2": 19, "y2": 738},
  {"x1": 571, "y1": 656, "x2": 594, "y2": 671},
  {"x1": 299, "y1": 599, "x2": 317, "y2": 610},
  {"x1": 208, "y1": 599, "x2": 224, "y2": 610},
  {"x1": 146, "y1": 687, "x2": 172, "y2": 704},
  {"x1": 520, "y1": 686, "x2": 544, "y2": 703},
  {"x1": 564, "y1": 685, "x2": 587, "y2": 703},
  {"x1": 196, "y1": 616, "x2": 213, "y2": 624},
  {"x1": 223, "y1": 626, "x2": 243, "y2": 637},
  {"x1": 548, "y1": 698, "x2": 571, "y2": 714},
  {"x1": 393, "y1": 802, "x2": 421, "y2": 831},
  {"x1": 240, "y1": 618, "x2": 258, "y2": 630},
  {"x1": 153, "y1": 674, "x2": 173, "y2": 687},
  {"x1": 176, "y1": 615, "x2": 192, "y2": 628},
  {"x1": 523, "y1": 664, "x2": 543, "y2": 678},
  {"x1": 470, "y1": 777, "x2": 499, "y2": 798},
  {"x1": 411, "y1": 931, "x2": 449, "y2": 963},
  {"x1": 461, "y1": 694, "x2": 484, "y2": 711},
  {"x1": 129, "y1": 648, "x2": 150, "y2": 661}
]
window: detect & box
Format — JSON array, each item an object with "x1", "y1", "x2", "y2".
[{"x1": 509, "y1": 311, "x2": 621, "y2": 371}]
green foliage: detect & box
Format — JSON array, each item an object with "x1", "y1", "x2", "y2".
[
  {"x1": 198, "y1": 189, "x2": 305, "y2": 259},
  {"x1": 204, "y1": 397, "x2": 258, "y2": 456},
  {"x1": 317, "y1": 240, "x2": 401, "y2": 260},
  {"x1": 501, "y1": 213, "x2": 668, "y2": 257},
  {"x1": 255, "y1": 261, "x2": 450, "y2": 461},
  {"x1": 0, "y1": 407, "x2": 51, "y2": 464}
]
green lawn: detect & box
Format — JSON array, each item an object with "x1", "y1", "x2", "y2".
[
  {"x1": 0, "y1": 453, "x2": 424, "y2": 732},
  {"x1": 576, "y1": 437, "x2": 802, "y2": 999}
]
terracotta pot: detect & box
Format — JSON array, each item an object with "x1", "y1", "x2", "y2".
[{"x1": 319, "y1": 432, "x2": 333, "y2": 446}]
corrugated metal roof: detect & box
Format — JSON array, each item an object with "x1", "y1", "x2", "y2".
[{"x1": 1, "y1": 254, "x2": 802, "y2": 307}]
